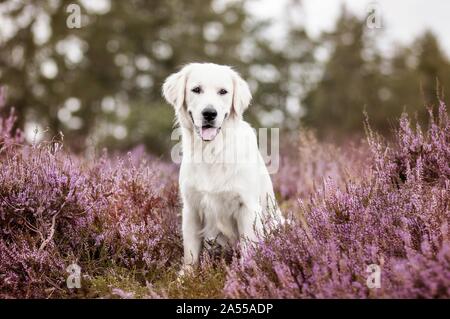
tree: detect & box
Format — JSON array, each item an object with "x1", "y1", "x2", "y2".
[
  {"x1": 244, "y1": 0, "x2": 315, "y2": 130},
  {"x1": 382, "y1": 31, "x2": 450, "y2": 132},
  {"x1": 303, "y1": 7, "x2": 383, "y2": 134},
  {"x1": 415, "y1": 31, "x2": 450, "y2": 106},
  {"x1": 0, "y1": 0, "x2": 269, "y2": 154},
  {"x1": 302, "y1": 8, "x2": 450, "y2": 136}
]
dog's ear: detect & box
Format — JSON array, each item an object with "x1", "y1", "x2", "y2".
[
  {"x1": 231, "y1": 71, "x2": 252, "y2": 118},
  {"x1": 162, "y1": 65, "x2": 191, "y2": 111}
]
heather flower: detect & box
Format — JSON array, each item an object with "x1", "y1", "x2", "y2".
[
  {"x1": 0, "y1": 85, "x2": 448, "y2": 298},
  {"x1": 0, "y1": 90, "x2": 182, "y2": 297},
  {"x1": 224, "y1": 103, "x2": 450, "y2": 299}
]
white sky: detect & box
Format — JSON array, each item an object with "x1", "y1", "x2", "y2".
[{"x1": 251, "y1": 0, "x2": 450, "y2": 58}]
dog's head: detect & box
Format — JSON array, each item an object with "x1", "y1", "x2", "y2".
[{"x1": 162, "y1": 63, "x2": 252, "y2": 141}]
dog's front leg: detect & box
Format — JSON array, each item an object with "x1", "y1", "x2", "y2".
[
  {"x1": 236, "y1": 204, "x2": 263, "y2": 256},
  {"x1": 182, "y1": 204, "x2": 202, "y2": 269}
]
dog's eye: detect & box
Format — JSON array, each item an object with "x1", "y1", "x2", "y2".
[
  {"x1": 218, "y1": 89, "x2": 228, "y2": 95},
  {"x1": 191, "y1": 86, "x2": 202, "y2": 94}
]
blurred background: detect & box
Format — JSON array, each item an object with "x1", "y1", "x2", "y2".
[{"x1": 1, "y1": 0, "x2": 449, "y2": 156}]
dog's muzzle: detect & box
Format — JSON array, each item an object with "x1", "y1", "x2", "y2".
[{"x1": 189, "y1": 111, "x2": 221, "y2": 141}]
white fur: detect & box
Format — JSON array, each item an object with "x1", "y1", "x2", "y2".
[{"x1": 162, "y1": 63, "x2": 282, "y2": 268}]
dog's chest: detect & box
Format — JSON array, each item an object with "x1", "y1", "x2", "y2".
[
  {"x1": 198, "y1": 191, "x2": 243, "y2": 241},
  {"x1": 199, "y1": 191, "x2": 242, "y2": 215},
  {"x1": 186, "y1": 162, "x2": 238, "y2": 193}
]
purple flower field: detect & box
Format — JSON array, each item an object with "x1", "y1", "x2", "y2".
[{"x1": 1, "y1": 89, "x2": 449, "y2": 298}]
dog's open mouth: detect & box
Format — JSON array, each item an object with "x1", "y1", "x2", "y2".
[{"x1": 200, "y1": 124, "x2": 220, "y2": 141}]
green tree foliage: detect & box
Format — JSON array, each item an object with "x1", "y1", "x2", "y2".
[
  {"x1": 303, "y1": 7, "x2": 386, "y2": 134},
  {"x1": 0, "y1": 1, "x2": 257, "y2": 153},
  {"x1": 1, "y1": 1, "x2": 450, "y2": 153},
  {"x1": 250, "y1": 0, "x2": 316, "y2": 129},
  {"x1": 303, "y1": 8, "x2": 450, "y2": 136},
  {"x1": 0, "y1": 0, "x2": 316, "y2": 154}
]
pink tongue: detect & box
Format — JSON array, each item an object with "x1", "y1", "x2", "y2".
[{"x1": 201, "y1": 127, "x2": 218, "y2": 141}]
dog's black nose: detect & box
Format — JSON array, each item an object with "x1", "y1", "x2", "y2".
[{"x1": 202, "y1": 107, "x2": 217, "y2": 121}]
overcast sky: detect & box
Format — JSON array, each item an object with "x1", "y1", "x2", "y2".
[{"x1": 251, "y1": 0, "x2": 450, "y2": 58}]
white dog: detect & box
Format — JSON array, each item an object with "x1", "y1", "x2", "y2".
[{"x1": 162, "y1": 63, "x2": 282, "y2": 270}]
